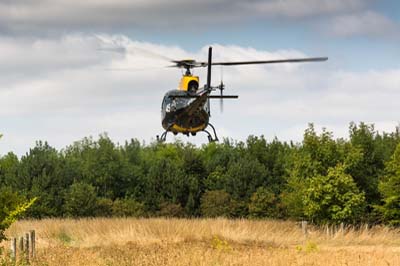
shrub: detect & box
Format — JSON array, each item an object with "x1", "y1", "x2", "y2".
[
  {"x1": 64, "y1": 182, "x2": 98, "y2": 217},
  {"x1": 95, "y1": 198, "x2": 114, "y2": 217},
  {"x1": 112, "y1": 198, "x2": 145, "y2": 217},
  {"x1": 0, "y1": 187, "x2": 35, "y2": 242},
  {"x1": 377, "y1": 143, "x2": 400, "y2": 225},
  {"x1": 229, "y1": 199, "x2": 248, "y2": 218},
  {"x1": 0, "y1": 135, "x2": 36, "y2": 244},
  {"x1": 159, "y1": 202, "x2": 185, "y2": 217},
  {"x1": 249, "y1": 187, "x2": 278, "y2": 218},
  {"x1": 200, "y1": 190, "x2": 231, "y2": 217},
  {"x1": 303, "y1": 164, "x2": 366, "y2": 224}
]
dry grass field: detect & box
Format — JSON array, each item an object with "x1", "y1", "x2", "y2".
[{"x1": 1, "y1": 218, "x2": 400, "y2": 265}]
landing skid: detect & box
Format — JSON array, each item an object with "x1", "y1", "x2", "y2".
[
  {"x1": 157, "y1": 123, "x2": 219, "y2": 143},
  {"x1": 204, "y1": 123, "x2": 219, "y2": 142},
  {"x1": 156, "y1": 132, "x2": 166, "y2": 142},
  {"x1": 156, "y1": 128, "x2": 170, "y2": 142}
]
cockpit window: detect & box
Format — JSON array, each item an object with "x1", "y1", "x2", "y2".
[
  {"x1": 163, "y1": 91, "x2": 192, "y2": 112},
  {"x1": 175, "y1": 98, "x2": 190, "y2": 109}
]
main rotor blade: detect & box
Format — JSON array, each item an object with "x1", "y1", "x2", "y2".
[
  {"x1": 97, "y1": 42, "x2": 174, "y2": 62},
  {"x1": 208, "y1": 57, "x2": 328, "y2": 66},
  {"x1": 104, "y1": 66, "x2": 169, "y2": 71},
  {"x1": 168, "y1": 95, "x2": 238, "y2": 99}
]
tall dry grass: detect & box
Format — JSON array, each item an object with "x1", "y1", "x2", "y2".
[{"x1": 2, "y1": 218, "x2": 400, "y2": 265}]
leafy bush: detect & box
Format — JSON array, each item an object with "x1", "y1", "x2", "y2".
[
  {"x1": 1, "y1": 135, "x2": 36, "y2": 243},
  {"x1": 64, "y1": 182, "x2": 97, "y2": 217},
  {"x1": 249, "y1": 187, "x2": 278, "y2": 218},
  {"x1": 204, "y1": 167, "x2": 226, "y2": 191},
  {"x1": 200, "y1": 190, "x2": 231, "y2": 217},
  {"x1": 377, "y1": 143, "x2": 400, "y2": 225},
  {"x1": 229, "y1": 199, "x2": 249, "y2": 218},
  {"x1": 303, "y1": 164, "x2": 366, "y2": 224},
  {"x1": 0, "y1": 187, "x2": 36, "y2": 242},
  {"x1": 159, "y1": 202, "x2": 185, "y2": 217},
  {"x1": 112, "y1": 198, "x2": 145, "y2": 217},
  {"x1": 95, "y1": 198, "x2": 114, "y2": 217}
]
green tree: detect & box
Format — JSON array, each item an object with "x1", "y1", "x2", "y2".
[
  {"x1": 374, "y1": 128, "x2": 400, "y2": 163},
  {"x1": 303, "y1": 164, "x2": 366, "y2": 224},
  {"x1": 159, "y1": 202, "x2": 185, "y2": 217},
  {"x1": 0, "y1": 135, "x2": 36, "y2": 243},
  {"x1": 224, "y1": 156, "x2": 268, "y2": 201},
  {"x1": 301, "y1": 124, "x2": 342, "y2": 176},
  {"x1": 141, "y1": 143, "x2": 185, "y2": 211},
  {"x1": 201, "y1": 140, "x2": 240, "y2": 174},
  {"x1": 181, "y1": 144, "x2": 206, "y2": 216},
  {"x1": 282, "y1": 125, "x2": 343, "y2": 219},
  {"x1": 112, "y1": 198, "x2": 145, "y2": 217},
  {"x1": 347, "y1": 122, "x2": 384, "y2": 205},
  {"x1": 204, "y1": 166, "x2": 226, "y2": 191},
  {"x1": 377, "y1": 143, "x2": 400, "y2": 225},
  {"x1": 64, "y1": 182, "x2": 97, "y2": 217},
  {"x1": 249, "y1": 187, "x2": 279, "y2": 218},
  {"x1": 64, "y1": 135, "x2": 131, "y2": 200},
  {"x1": 246, "y1": 136, "x2": 290, "y2": 194},
  {"x1": 0, "y1": 152, "x2": 19, "y2": 187},
  {"x1": 17, "y1": 141, "x2": 67, "y2": 217},
  {"x1": 0, "y1": 187, "x2": 35, "y2": 242},
  {"x1": 94, "y1": 198, "x2": 114, "y2": 217},
  {"x1": 200, "y1": 190, "x2": 231, "y2": 217},
  {"x1": 121, "y1": 139, "x2": 145, "y2": 200}
]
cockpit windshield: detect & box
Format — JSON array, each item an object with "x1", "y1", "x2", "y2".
[
  {"x1": 161, "y1": 90, "x2": 209, "y2": 119},
  {"x1": 162, "y1": 91, "x2": 193, "y2": 111}
]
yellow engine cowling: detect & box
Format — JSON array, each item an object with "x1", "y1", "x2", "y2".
[{"x1": 179, "y1": 75, "x2": 199, "y2": 91}]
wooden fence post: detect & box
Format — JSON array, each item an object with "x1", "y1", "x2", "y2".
[
  {"x1": 30, "y1": 230, "x2": 36, "y2": 258},
  {"x1": 24, "y1": 233, "x2": 30, "y2": 262},
  {"x1": 340, "y1": 222, "x2": 344, "y2": 236},
  {"x1": 10, "y1": 238, "x2": 16, "y2": 261},
  {"x1": 301, "y1": 221, "x2": 308, "y2": 237},
  {"x1": 19, "y1": 236, "x2": 24, "y2": 252}
]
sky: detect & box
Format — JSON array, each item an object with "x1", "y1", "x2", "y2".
[{"x1": 0, "y1": 0, "x2": 399, "y2": 156}]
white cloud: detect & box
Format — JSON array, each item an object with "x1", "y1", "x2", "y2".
[
  {"x1": 0, "y1": 34, "x2": 399, "y2": 155},
  {"x1": 0, "y1": 0, "x2": 371, "y2": 34},
  {"x1": 243, "y1": 0, "x2": 366, "y2": 18},
  {"x1": 2, "y1": 0, "x2": 395, "y2": 40},
  {"x1": 328, "y1": 11, "x2": 399, "y2": 38}
]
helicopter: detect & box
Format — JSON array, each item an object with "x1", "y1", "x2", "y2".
[{"x1": 157, "y1": 46, "x2": 327, "y2": 142}]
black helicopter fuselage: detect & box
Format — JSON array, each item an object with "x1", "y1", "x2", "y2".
[{"x1": 161, "y1": 89, "x2": 210, "y2": 135}]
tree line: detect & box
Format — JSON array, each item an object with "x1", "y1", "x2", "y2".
[{"x1": 1, "y1": 122, "x2": 400, "y2": 226}]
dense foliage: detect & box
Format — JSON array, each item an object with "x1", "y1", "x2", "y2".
[
  {"x1": 1, "y1": 123, "x2": 400, "y2": 225},
  {"x1": 376, "y1": 144, "x2": 400, "y2": 225},
  {"x1": 0, "y1": 135, "x2": 35, "y2": 244},
  {"x1": 303, "y1": 164, "x2": 366, "y2": 224}
]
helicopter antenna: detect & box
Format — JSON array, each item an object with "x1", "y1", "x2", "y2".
[{"x1": 206, "y1": 47, "x2": 212, "y2": 91}]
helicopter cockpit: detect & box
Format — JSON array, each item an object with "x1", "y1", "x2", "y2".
[{"x1": 161, "y1": 90, "x2": 209, "y2": 118}]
